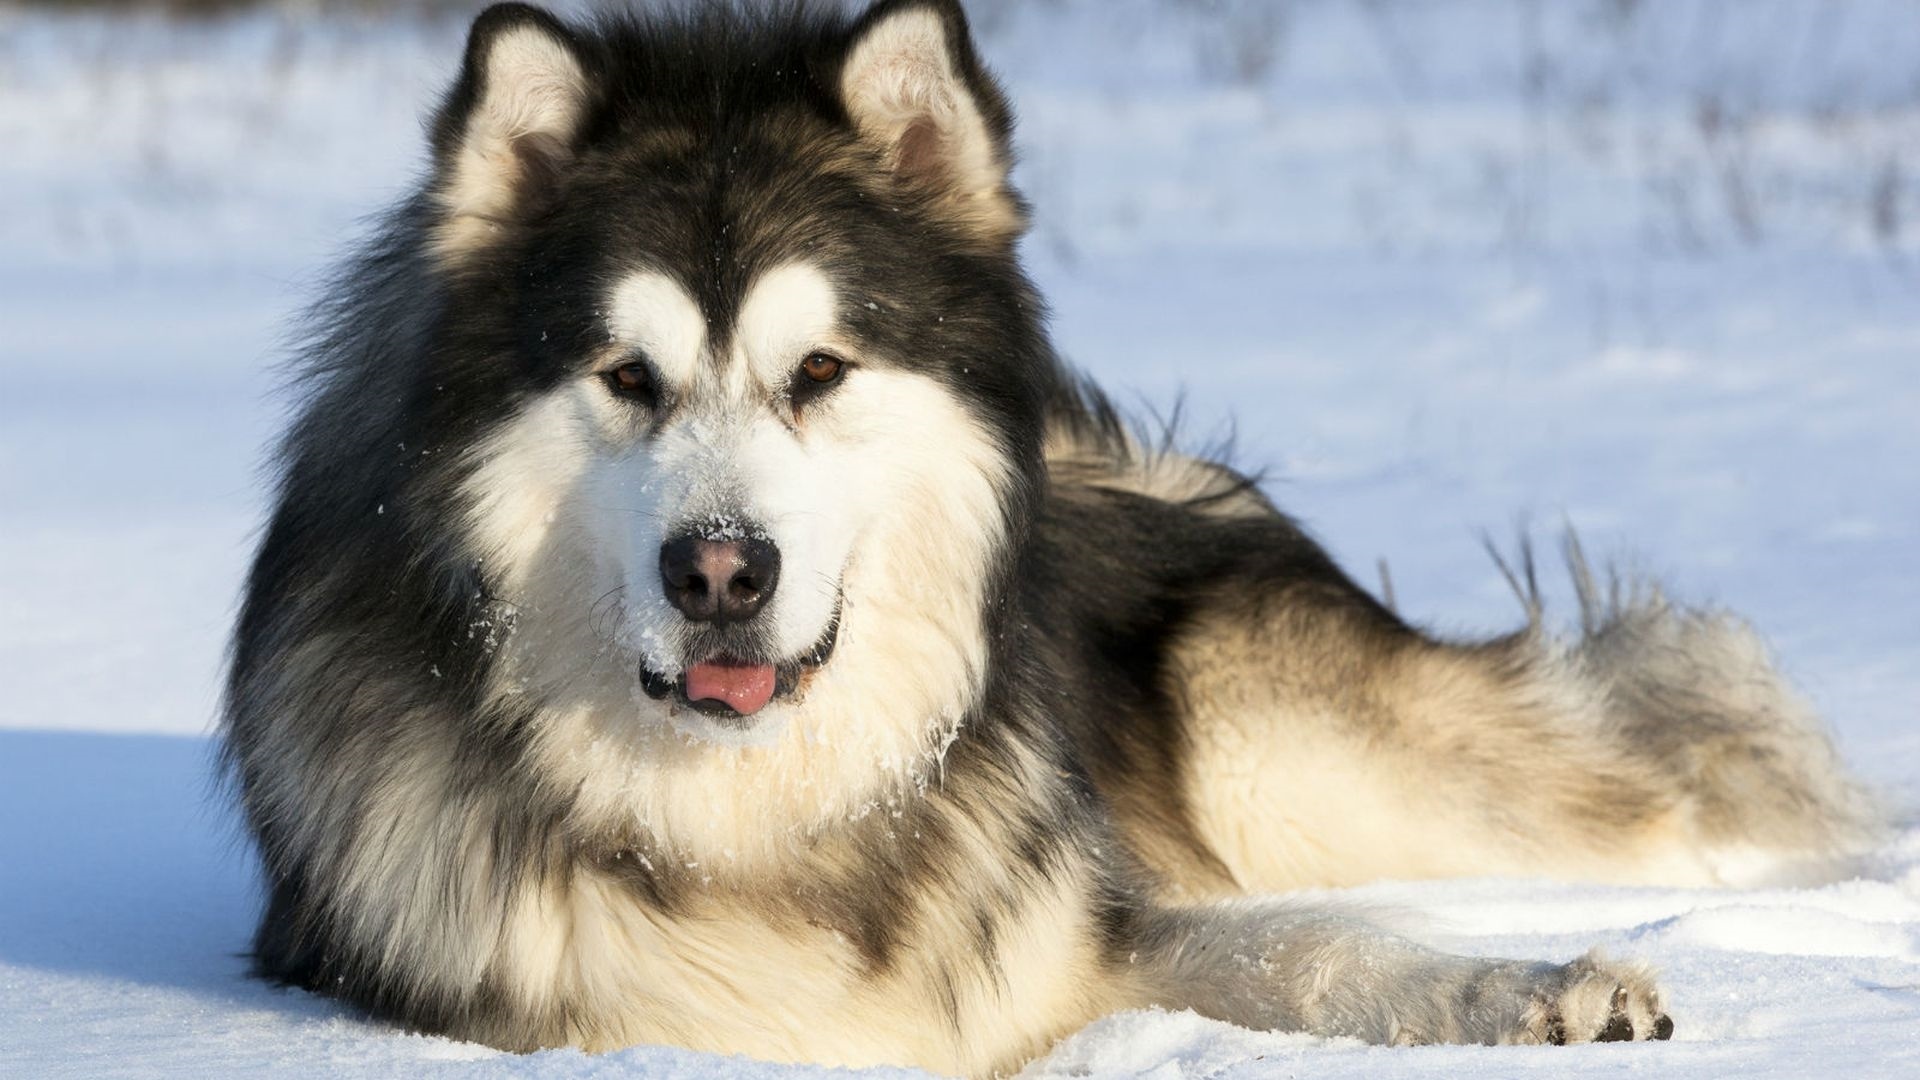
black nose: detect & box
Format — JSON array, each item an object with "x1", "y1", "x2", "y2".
[{"x1": 659, "y1": 533, "x2": 781, "y2": 624}]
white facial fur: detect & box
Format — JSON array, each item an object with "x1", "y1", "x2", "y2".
[
  {"x1": 589, "y1": 266, "x2": 855, "y2": 716},
  {"x1": 461, "y1": 261, "x2": 1015, "y2": 855}
]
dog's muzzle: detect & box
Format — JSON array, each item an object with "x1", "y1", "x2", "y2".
[
  {"x1": 638, "y1": 607, "x2": 841, "y2": 725},
  {"x1": 640, "y1": 522, "x2": 840, "y2": 722}
]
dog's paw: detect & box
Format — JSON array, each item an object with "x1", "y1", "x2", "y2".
[{"x1": 1521, "y1": 950, "x2": 1673, "y2": 1045}]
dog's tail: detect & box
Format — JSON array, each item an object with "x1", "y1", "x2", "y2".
[{"x1": 1478, "y1": 533, "x2": 1885, "y2": 885}]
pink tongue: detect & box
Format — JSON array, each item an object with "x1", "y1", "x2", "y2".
[{"x1": 684, "y1": 661, "x2": 777, "y2": 715}]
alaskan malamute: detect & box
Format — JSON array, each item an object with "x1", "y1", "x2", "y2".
[{"x1": 223, "y1": 1, "x2": 1877, "y2": 1073}]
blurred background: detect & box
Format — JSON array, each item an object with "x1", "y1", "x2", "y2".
[{"x1": 1, "y1": 0, "x2": 1916, "y2": 749}]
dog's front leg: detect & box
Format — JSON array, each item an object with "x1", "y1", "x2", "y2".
[{"x1": 1126, "y1": 902, "x2": 1673, "y2": 1046}]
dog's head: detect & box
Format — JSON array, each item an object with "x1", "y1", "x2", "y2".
[{"x1": 421, "y1": 2, "x2": 1049, "y2": 744}]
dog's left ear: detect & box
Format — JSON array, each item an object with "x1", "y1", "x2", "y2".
[{"x1": 839, "y1": 0, "x2": 1024, "y2": 243}]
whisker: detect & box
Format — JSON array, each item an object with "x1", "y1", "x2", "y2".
[
  {"x1": 592, "y1": 505, "x2": 666, "y2": 521},
  {"x1": 588, "y1": 583, "x2": 630, "y2": 639}
]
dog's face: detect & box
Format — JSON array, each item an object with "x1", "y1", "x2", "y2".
[
  {"x1": 434, "y1": 2, "x2": 1047, "y2": 743},
  {"x1": 486, "y1": 257, "x2": 1006, "y2": 741}
]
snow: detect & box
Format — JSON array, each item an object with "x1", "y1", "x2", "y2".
[{"x1": 1, "y1": 0, "x2": 1916, "y2": 1076}]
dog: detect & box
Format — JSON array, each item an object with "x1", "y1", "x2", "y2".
[{"x1": 221, "y1": 1, "x2": 1879, "y2": 1074}]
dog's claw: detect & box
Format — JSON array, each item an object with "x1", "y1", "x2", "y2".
[{"x1": 1526, "y1": 950, "x2": 1670, "y2": 1045}]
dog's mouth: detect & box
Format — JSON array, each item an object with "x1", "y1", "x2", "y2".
[{"x1": 637, "y1": 610, "x2": 841, "y2": 723}]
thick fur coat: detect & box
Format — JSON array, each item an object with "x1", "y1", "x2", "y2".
[{"x1": 222, "y1": 2, "x2": 1878, "y2": 1074}]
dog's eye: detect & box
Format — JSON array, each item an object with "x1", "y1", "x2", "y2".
[
  {"x1": 605, "y1": 360, "x2": 657, "y2": 404},
  {"x1": 800, "y1": 352, "x2": 844, "y2": 384},
  {"x1": 790, "y1": 352, "x2": 847, "y2": 411}
]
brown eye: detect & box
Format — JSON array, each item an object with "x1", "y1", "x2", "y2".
[
  {"x1": 606, "y1": 360, "x2": 656, "y2": 402},
  {"x1": 800, "y1": 352, "x2": 843, "y2": 384}
]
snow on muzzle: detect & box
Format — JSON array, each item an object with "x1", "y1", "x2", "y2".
[{"x1": 640, "y1": 525, "x2": 841, "y2": 719}]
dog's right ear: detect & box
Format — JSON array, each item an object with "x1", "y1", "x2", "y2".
[{"x1": 429, "y1": 3, "x2": 591, "y2": 260}]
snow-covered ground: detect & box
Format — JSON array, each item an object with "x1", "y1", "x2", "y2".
[{"x1": 2, "y1": 1, "x2": 1916, "y2": 1076}]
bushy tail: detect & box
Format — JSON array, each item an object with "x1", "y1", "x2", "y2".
[{"x1": 1488, "y1": 534, "x2": 1884, "y2": 884}]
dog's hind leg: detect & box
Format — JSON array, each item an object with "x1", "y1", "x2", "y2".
[
  {"x1": 1118, "y1": 899, "x2": 1673, "y2": 1046},
  {"x1": 1162, "y1": 536, "x2": 1880, "y2": 894}
]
